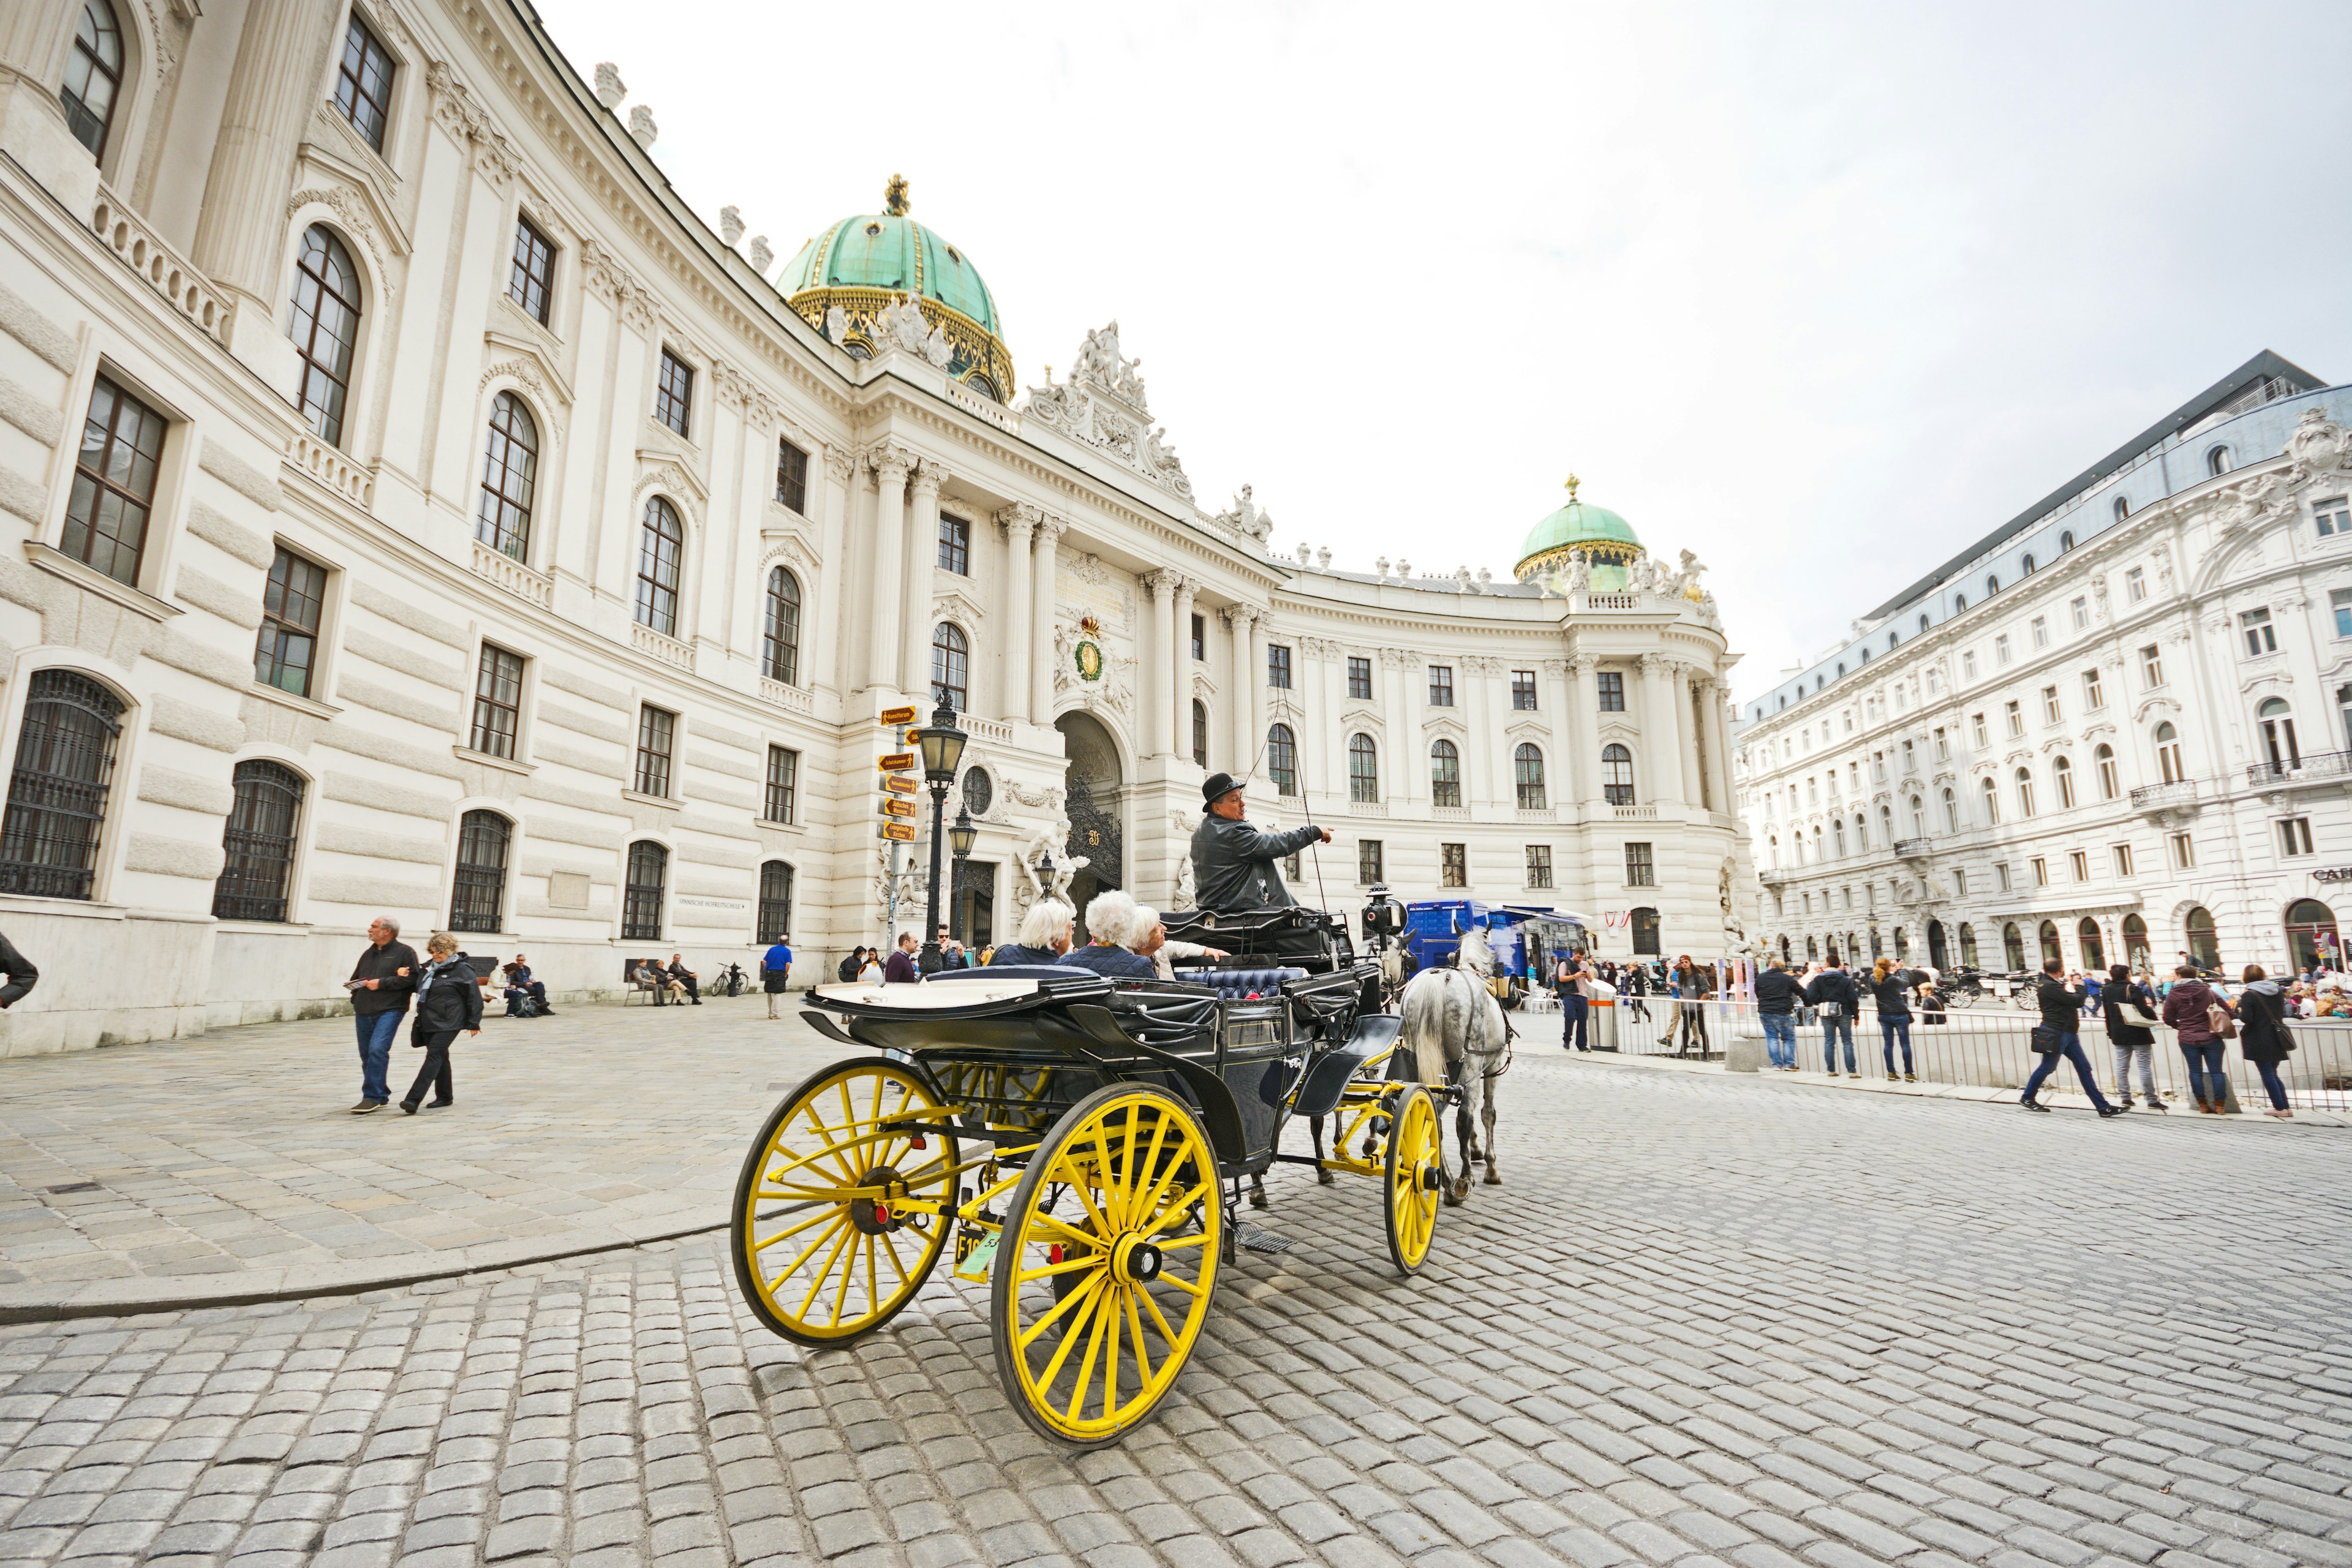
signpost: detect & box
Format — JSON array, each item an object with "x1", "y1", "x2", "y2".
[{"x1": 877, "y1": 714, "x2": 924, "y2": 944}]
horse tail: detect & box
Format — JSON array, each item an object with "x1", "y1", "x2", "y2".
[{"x1": 1398, "y1": 972, "x2": 1452, "y2": 1087}]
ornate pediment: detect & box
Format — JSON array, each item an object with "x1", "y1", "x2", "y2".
[
  {"x1": 1019, "y1": 320, "x2": 1194, "y2": 505},
  {"x1": 933, "y1": 583, "x2": 989, "y2": 628},
  {"x1": 1340, "y1": 704, "x2": 1385, "y2": 733},
  {"x1": 480, "y1": 334, "x2": 571, "y2": 407}
]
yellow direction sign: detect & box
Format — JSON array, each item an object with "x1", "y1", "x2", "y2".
[
  {"x1": 881, "y1": 822, "x2": 916, "y2": 843},
  {"x1": 880, "y1": 706, "x2": 918, "y2": 726},
  {"x1": 878, "y1": 752, "x2": 915, "y2": 772},
  {"x1": 881, "y1": 799, "x2": 918, "y2": 821},
  {"x1": 882, "y1": 775, "x2": 918, "y2": 796}
]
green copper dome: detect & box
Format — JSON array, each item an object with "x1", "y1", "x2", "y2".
[
  {"x1": 1514, "y1": 475, "x2": 1645, "y2": 586},
  {"x1": 777, "y1": 177, "x2": 1014, "y2": 401}
]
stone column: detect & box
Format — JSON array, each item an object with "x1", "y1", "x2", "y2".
[
  {"x1": 905, "y1": 464, "x2": 945, "y2": 706},
  {"x1": 1676, "y1": 665, "x2": 1706, "y2": 805},
  {"x1": 1031, "y1": 516, "x2": 1065, "y2": 722},
  {"x1": 1172, "y1": 578, "x2": 1199, "y2": 764},
  {"x1": 1640, "y1": 654, "x2": 1685, "y2": 806},
  {"x1": 813, "y1": 449, "x2": 856, "y2": 695},
  {"x1": 1700, "y1": 674, "x2": 1735, "y2": 816},
  {"x1": 1224, "y1": 605, "x2": 1259, "y2": 774},
  {"x1": 1566, "y1": 653, "x2": 1600, "y2": 807},
  {"x1": 1141, "y1": 571, "x2": 1177, "y2": 757},
  {"x1": 868, "y1": 448, "x2": 911, "y2": 695},
  {"x1": 997, "y1": 507, "x2": 1037, "y2": 723}
]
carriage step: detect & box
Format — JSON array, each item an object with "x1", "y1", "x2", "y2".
[{"x1": 1234, "y1": 1224, "x2": 1296, "y2": 1255}]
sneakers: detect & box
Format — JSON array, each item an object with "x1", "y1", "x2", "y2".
[
  {"x1": 350, "y1": 1100, "x2": 383, "y2": 1114},
  {"x1": 1903, "y1": 1073, "x2": 1918, "y2": 1083},
  {"x1": 1887, "y1": 1072, "x2": 1901, "y2": 1083},
  {"x1": 2145, "y1": 1099, "x2": 2166, "y2": 1112},
  {"x1": 2022, "y1": 1096, "x2": 2051, "y2": 1113},
  {"x1": 2097, "y1": 1105, "x2": 2124, "y2": 1118}
]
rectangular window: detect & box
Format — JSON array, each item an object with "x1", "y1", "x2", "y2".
[
  {"x1": 2069, "y1": 850, "x2": 2089, "y2": 882},
  {"x1": 2280, "y1": 816, "x2": 2315, "y2": 857},
  {"x1": 1962, "y1": 649, "x2": 1978, "y2": 679},
  {"x1": 1441, "y1": 843, "x2": 1467, "y2": 888},
  {"x1": 2004, "y1": 699, "x2": 2022, "y2": 738},
  {"x1": 633, "y1": 705, "x2": 676, "y2": 797},
  {"x1": 468, "y1": 644, "x2": 525, "y2": 759},
  {"x1": 1267, "y1": 644, "x2": 1292, "y2": 688},
  {"x1": 254, "y1": 545, "x2": 328, "y2": 697},
  {"x1": 775, "y1": 439, "x2": 809, "y2": 513},
  {"x1": 2082, "y1": 668, "x2": 2105, "y2": 709},
  {"x1": 1901, "y1": 741, "x2": 1914, "y2": 774},
  {"x1": 2242, "y1": 608, "x2": 2277, "y2": 657},
  {"x1": 2112, "y1": 842, "x2": 2134, "y2": 878},
  {"x1": 2334, "y1": 588, "x2": 2352, "y2": 638},
  {"x1": 334, "y1": 12, "x2": 396, "y2": 153},
  {"x1": 2140, "y1": 644, "x2": 2163, "y2": 688},
  {"x1": 1191, "y1": 614, "x2": 1205, "y2": 662},
  {"x1": 62, "y1": 374, "x2": 167, "y2": 588},
  {"x1": 1512, "y1": 670, "x2": 1537, "y2": 710},
  {"x1": 654, "y1": 349, "x2": 693, "y2": 437},
  {"x1": 1995, "y1": 635, "x2": 2011, "y2": 666},
  {"x1": 2031, "y1": 616, "x2": 2049, "y2": 649},
  {"x1": 2070, "y1": 597, "x2": 2089, "y2": 631},
  {"x1": 1623, "y1": 842, "x2": 1655, "y2": 888},
  {"x1": 1526, "y1": 845, "x2": 1553, "y2": 889},
  {"x1": 937, "y1": 514, "x2": 970, "y2": 575},
  {"x1": 1346, "y1": 657, "x2": 1372, "y2": 699},
  {"x1": 1971, "y1": 713, "x2": 1988, "y2": 747},
  {"x1": 508, "y1": 216, "x2": 556, "y2": 325},
  {"x1": 1428, "y1": 665, "x2": 1453, "y2": 707},
  {"x1": 1596, "y1": 671, "x2": 1625, "y2": 712},
  {"x1": 1996, "y1": 861, "x2": 2011, "y2": 892},
  {"x1": 2126, "y1": 565, "x2": 2147, "y2": 603},
  {"x1": 2041, "y1": 685, "x2": 2061, "y2": 725},
  {"x1": 1359, "y1": 839, "x2": 1384, "y2": 886},
  {"x1": 2316, "y1": 496, "x2": 2350, "y2": 537},
  {"x1": 2169, "y1": 831, "x2": 2195, "y2": 870},
  {"x1": 2030, "y1": 856, "x2": 2049, "y2": 887},
  {"x1": 764, "y1": 745, "x2": 798, "y2": 824},
  {"x1": 1933, "y1": 728, "x2": 1948, "y2": 761}
]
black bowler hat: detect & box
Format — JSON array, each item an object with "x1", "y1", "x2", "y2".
[{"x1": 1202, "y1": 772, "x2": 1242, "y2": 809}]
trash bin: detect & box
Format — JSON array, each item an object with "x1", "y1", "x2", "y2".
[{"x1": 1586, "y1": 993, "x2": 1618, "y2": 1052}]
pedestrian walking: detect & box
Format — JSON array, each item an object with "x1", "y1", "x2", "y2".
[
  {"x1": 1804, "y1": 957, "x2": 1859, "y2": 1075},
  {"x1": 2101, "y1": 964, "x2": 2164, "y2": 1111},
  {"x1": 399, "y1": 933, "x2": 480, "y2": 1114},
  {"x1": 1754, "y1": 956, "x2": 1800, "y2": 1069},
  {"x1": 2233, "y1": 964, "x2": 2297, "y2": 1118},
  {"x1": 1869, "y1": 958, "x2": 1916, "y2": 1081},
  {"x1": 2160, "y1": 965, "x2": 2233, "y2": 1113},
  {"x1": 1556, "y1": 948, "x2": 1591, "y2": 1052},
  {"x1": 2022, "y1": 958, "x2": 2122, "y2": 1115},
  {"x1": 761, "y1": 934, "x2": 793, "y2": 1019},
  {"x1": 1619, "y1": 961, "x2": 1649, "y2": 1023},
  {"x1": 344, "y1": 916, "x2": 418, "y2": 1113},
  {"x1": 0, "y1": 927, "x2": 38, "y2": 1011}
]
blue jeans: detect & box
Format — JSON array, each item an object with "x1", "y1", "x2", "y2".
[
  {"x1": 1880, "y1": 1017, "x2": 1912, "y2": 1074},
  {"x1": 1761, "y1": 1012, "x2": 1795, "y2": 1068},
  {"x1": 2253, "y1": 1060, "x2": 2289, "y2": 1110},
  {"x1": 354, "y1": 1010, "x2": 402, "y2": 1102},
  {"x1": 2180, "y1": 1042, "x2": 2228, "y2": 1107},
  {"x1": 1821, "y1": 1014, "x2": 1855, "y2": 1072},
  {"x1": 1561, "y1": 993, "x2": 1588, "y2": 1051},
  {"x1": 2024, "y1": 1033, "x2": 2113, "y2": 1110}
]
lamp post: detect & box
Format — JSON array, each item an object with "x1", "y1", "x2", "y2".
[
  {"x1": 948, "y1": 806, "x2": 976, "y2": 958},
  {"x1": 916, "y1": 698, "x2": 968, "y2": 975}
]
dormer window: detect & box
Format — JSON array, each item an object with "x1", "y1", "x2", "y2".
[
  {"x1": 2114, "y1": 497, "x2": 2130, "y2": 522},
  {"x1": 2207, "y1": 445, "x2": 2232, "y2": 477}
]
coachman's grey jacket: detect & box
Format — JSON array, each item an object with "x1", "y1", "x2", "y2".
[{"x1": 1189, "y1": 815, "x2": 1325, "y2": 913}]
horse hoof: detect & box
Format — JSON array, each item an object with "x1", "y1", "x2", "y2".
[
  {"x1": 1316, "y1": 1169, "x2": 1335, "y2": 1186},
  {"x1": 1248, "y1": 1189, "x2": 1270, "y2": 1210},
  {"x1": 1441, "y1": 1188, "x2": 1465, "y2": 1208},
  {"x1": 1483, "y1": 1170, "x2": 1502, "y2": 1185}
]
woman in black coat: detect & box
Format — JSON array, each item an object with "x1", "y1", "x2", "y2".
[
  {"x1": 2233, "y1": 964, "x2": 2297, "y2": 1118},
  {"x1": 2100, "y1": 964, "x2": 2163, "y2": 1112},
  {"x1": 400, "y1": 933, "x2": 481, "y2": 1114}
]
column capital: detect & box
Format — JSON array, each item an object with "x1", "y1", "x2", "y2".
[
  {"x1": 1567, "y1": 650, "x2": 1600, "y2": 674},
  {"x1": 995, "y1": 502, "x2": 1041, "y2": 544},
  {"x1": 1035, "y1": 511, "x2": 1073, "y2": 546},
  {"x1": 868, "y1": 443, "x2": 916, "y2": 485},
  {"x1": 1539, "y1": 657, "x2": 1570, "y2": 678},
  {"x1": 1140, "y1": 568, "x2": 1180, "y2": 600},
  {"x1": 1640, "y1": 650, "x2": 1680, "y2": 675},
  {"x1": 909, "y1": 461, "x2": 949, "y2": 497},
  {"x1": 1221, "y1": 603, "x2": 1259, "y2": 631},
  {"x1": 823, "y1": 446, "x2": 858, "y2": 485}
]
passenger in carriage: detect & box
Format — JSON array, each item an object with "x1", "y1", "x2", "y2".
[
  {"x1": 1056, "y1": 891, "x2": 1158, "y2": 979},
  {"x1": 1190, "y1": 772, "x2": 1331, "y2": 914},
  {"x1": 1128, "y1": 905, "x2": 1229, "y2": 981},
  {"x1": 990, "y1": 899, "x2": 1075, "y2": 966}
]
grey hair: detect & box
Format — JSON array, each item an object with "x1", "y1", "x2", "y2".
[
  {"x1": 1017, "y1": 899, "x2": 1073, "y2": 948},
  {"x1": 1126, "y1": 903, "x2": 1162, "y2": 949},
  {"x1": 426, "y1": 930, "x2": 460, "y2": 956},
  {"x1": 374, "y1": 915, "x2": 401, "y2": 937},
  {"x1": 1084, "y1": 889, "x2": 1139, "y2": 948}
]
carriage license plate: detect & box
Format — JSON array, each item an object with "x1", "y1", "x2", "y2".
[{"x1": 953, "y1": 1228, "x2": 998, "y2": 1283}]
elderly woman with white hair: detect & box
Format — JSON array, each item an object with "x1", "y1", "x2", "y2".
[
  {"x1": 1055, "y1": 890, "x2": 1158, "y2": 979},
  {"x1": 989, "y1": 899, "x2": 1074, "y2": 966},
  {"x1": 1126, "y1": 903, "x2": 1229, "y2": 981}
]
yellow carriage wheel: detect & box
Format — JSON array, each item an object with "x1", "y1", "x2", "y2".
[
  {"x1": 730, "y1": 1055, "x2": 959, "y2": 1346},
  {"x1": 990, "y1": 1084, "x2": 1221, "y2": 1448},
  {"x1": 1383, "y1": 1084, "x2": 1442, "y2": 1275}
]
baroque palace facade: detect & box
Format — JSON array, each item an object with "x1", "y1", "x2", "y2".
[
  {"x1": 1736, "y1": 352, "x2": 2352, "y2": 980},
  {"x1": 0, "y1": 0, "x2": 1745, "y2": 1054}
]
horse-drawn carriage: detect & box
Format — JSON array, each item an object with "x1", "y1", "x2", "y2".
[{"x1": 728, "y1": 905, "x2": 1449, "y2": 1448}]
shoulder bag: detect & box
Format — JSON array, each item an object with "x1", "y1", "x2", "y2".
[{"x1": 2207, "y1": 1001, "x2": 2238, "y2": 1041}]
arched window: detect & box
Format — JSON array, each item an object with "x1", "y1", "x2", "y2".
[
  {"x1": 757, "y1": 860, "x2": 794, "y2": 944},
  {"x1": 762, "y1": 567, "x2": 801, "y2": 685},
  {"x1": 2053, "y1": 755, "x2": 2075, "y2": 809},
  {"x1": 2015, "y1": 766, "x2": 2035, "y2": 818},
  {"x1": 1909, "y1": 794, "x2": 1924, "y2": 837},
  {"x1": 1266, "y1": 724, "x2": 1297, "y2": 796},
  {"x1": 2207, "y1": 445, "x2": 2231, "y2": 477},
  {"x1": 2095, "y1": 742, "x2": 2118, "y2": 801},
  {"x1": 634, "y1": 497, "x2": 683, "y2": 636},
  {"x1": 1918, "y1": 614, "x2": 1930, "y2": 634},
  {"x1": 2003, "y1": 921, "x2": 2026, "y2": 971},
  {"x1": 2059, "y1": 531, "x2": 2074, "y2": 552},
  {"x1": 1941, "y1": 786, "x2": 1958, "y2": 834},
  {"x1": 1191, "y1": 701, "x2": 1208, "y2": 769},
  {"x1": 450, "y1": 810, "x2": 511, "y2": 933},
  {"x1": 212, "y1": 761, "x2": 304, "y2": 923},
  {"x1": 1887, "y1": 631, "x2": 1898, "y2": 650},
  {"x1": 1953, "y1": 593, "x2": 1966, "y2": 612},
  {"x1": 2185, "y1": 906, "x2": 2218, "y2": 970},
  {"x1": 288, "y1": 225, "x2": 361, "y2": 446},
  {"x1": 1767, "y1": 834, "x2": 1778, "y2": 870},
  {"x1": 475, "y1": 392, "x2": 537, "y2": 560},
  {"x1": 1811, "y1": 826, "x2": 1823, "y2": 861},
  {"x1": 2286, "y1": 899, "x2": 2340, "y2": 972},
  {"x1": 1832, "y1": 819, "x2": 1847, "y2": 857},
  {"x1": 60, "y1": 1, "x2": 124, "y2": 159},
  {"x1": 2123, "y1": 914, "x2": 2150, "y2": 971},
  {"x1": 1853, "y1": 812, "x2": 1868, "y2": 851},
  {"x1": 1430, "y1": 739, "x2": 1461, "y2": 807},
  {"x1": 1348, "y1": 733, "x2": 1379, "y2": 803},
  {"x1": 2038, "y1": 919, "x2": 2062, "y2": 968},
  {"x1": 1600, "y1": 744, "x2": 1634, "y2": 805},
  {"x1": 1878, "y1": 802, "x2": 1893, "y2": 843},
  {"x1": 2259, "y1": 697, "x2": 2299, "y2": 772},
  {"x1": 931, "y1": 622, "x2": 968, "y2": 710},
  {"x1": 1959, "y1": 922, "x2": 1980, "y2": 968},
  {"x1": 1806, "y1": 935, "x2": 1819, "y2": 962},
  {"x1": 2021, "y1": 554, "x2": 2036, "y2": 575},
  {"x1": 2155, "y1": 721, "x2": 2184, "y2": 785},
  {"x1": 2078, "y1": 918, "x2": 2106, "y2": 971},
  {"x1": 2113, "y1": 497, "x2": 2130, "y2": 522},
  {"x1": 1980, "y1": 775, "x2": 2000, "y2": 826},
  {"x1": 1894, "y1": 926, "x2": 1909, "y2": 962},
  {"x1": 623, "y1": 840, "x2": 667, "y2": 940},
  {"x1": 1514, "y1": 744, "x2": 1547, "y2": 810},
  {"x1": 1986, "y1": 575, "x2": 1999, "y2": 595},
  {"x1": 0, "y1": 670, "x2": 126, "y2": 900}
]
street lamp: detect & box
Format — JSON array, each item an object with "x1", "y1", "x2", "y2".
[
  {"x1": 949, "y1": 805, "x2": 978, "y2": 861},
  {"x1": 916, "y1": 697, "x2": 968, "y2": 974}
]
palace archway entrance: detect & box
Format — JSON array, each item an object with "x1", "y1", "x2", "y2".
[{"x1": 1056, "y1": 712, "x2": 1123, "y2": 937}]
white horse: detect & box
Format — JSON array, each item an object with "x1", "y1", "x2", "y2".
[{"x1": 1395, "y1": 926, "x2": 1510, "y2": 1202}]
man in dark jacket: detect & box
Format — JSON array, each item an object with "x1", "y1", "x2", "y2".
[
  {"x1": 1555, "y1": 950, "x2": 1592, "y2": 1052},
  {"x1": 346, "y1": 916, "x2": 418, "y2": 1113},
  {"x1": 1754, "y1": 958, "x2": 1800, "y2": 1069},
  {"x1": 2024, "y1": 958, "x2": 2120, "y2": 1115},
  {"x1": 883, "y1": 932, "x2": 921, "y2": 984},
  {"x1": 665, "y1": 953, "x2": 702, "y2": 1005},
  {"x1": 0, "y1": 930, "x2": 37, "y2": 1010},
  {"x1": 1189, "y1": 773, "x2": 1329, "y2": 913},
  {"x1": 1804, "y1": 959, "x2": 1860, "y2": 1075}
]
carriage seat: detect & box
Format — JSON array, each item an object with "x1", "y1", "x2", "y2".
[
  {"x1": 928, "y1": 964, "x2": 1076, "y2": 983},
  {"x1": 1292, "y1": 1013, "x2": 1404, "y2": 1120},
  {"x1": 1172, "y1": 966, "x2": 1307, "y2": 1000}
]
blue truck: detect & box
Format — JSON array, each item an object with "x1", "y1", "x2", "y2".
[{"x1": 1401, "y1": 900, "x2": 1590, "y2": 1007}]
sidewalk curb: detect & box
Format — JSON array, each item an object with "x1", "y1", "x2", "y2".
[{"x1": 0, "y1": 1213, "x2": 729, "y2": 1327}]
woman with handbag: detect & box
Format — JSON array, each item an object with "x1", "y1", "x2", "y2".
[
  {"x1": 2159, "y1": 965, "x2": 2233, "y2": 1113},
  {"x1": 2233, "y1": 964, "x2": 2298, "y2": 1118},
  {"x1": 399, "y1": 932, "x2": 481, "y2": 1115},
  {"x1": 2022, "y1": 958, "x2": 2121, "y2": 1115},
  {"x1": 2101, "y1": 965, "x2": 2165, "y2": 1111}
]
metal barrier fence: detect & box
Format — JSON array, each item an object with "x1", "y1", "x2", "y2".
[{"x1": 1596, "y1": 994, "x2": 2352, "y2": 1112}]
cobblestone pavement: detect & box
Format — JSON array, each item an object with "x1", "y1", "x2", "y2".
[
  {"x1": 0, "y1": 993, "x2": 841, "y2": 1317},
  {"x1": 5, "y1": 1055, "x2": 2351, "y2": 1567}
]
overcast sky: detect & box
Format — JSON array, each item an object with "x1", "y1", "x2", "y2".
[{"x1": 532, "y1": 0, "x2": 2352, "y2": 701}]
